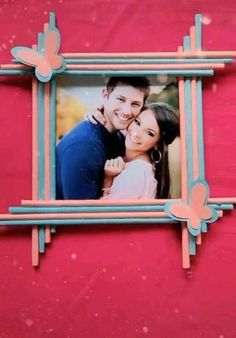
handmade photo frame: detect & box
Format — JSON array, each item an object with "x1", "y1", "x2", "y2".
[{"x1": 0, "y1": 12, "x2": 235, "y2": 268}]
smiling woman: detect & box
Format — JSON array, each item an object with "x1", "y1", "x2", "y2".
[
  {"x1": 56, "y1": 75, "x2": 180, "y2": 200},
  {"x1": 102, "y1": 103, "x2": 180, "y2": 200}
]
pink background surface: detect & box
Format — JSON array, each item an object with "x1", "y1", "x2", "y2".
[{"x1": 1, "y1": 1, "x2": 236, "y2": 337}]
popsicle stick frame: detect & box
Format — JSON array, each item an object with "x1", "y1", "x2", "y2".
[{"x1": 0, "y1": 12, "x2": 236, "y2": 268}]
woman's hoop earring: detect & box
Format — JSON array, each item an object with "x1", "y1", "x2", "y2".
[{"x1": 151, "y1": 148, "x2": 162, "y2": 165}]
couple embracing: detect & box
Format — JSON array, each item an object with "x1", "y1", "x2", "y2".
[{"x1": 56, "y1": 76, "x2": 179, "y2": 200}]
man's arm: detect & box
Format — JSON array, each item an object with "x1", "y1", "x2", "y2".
[{"x1": 57, "y1": 141, "x2": 105, "y2": 199}]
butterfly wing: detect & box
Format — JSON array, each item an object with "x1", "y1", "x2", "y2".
[
  {"x1": 190, "y1": 182, "x2": 212, "y2": 221},
  {"x1": 12, "y1": 46, "x2": 52, "y2": 80},
  {"x1": 168, "y1": 202, "x2": 201, "y2": 235},
  {"x1": 169, "y1": 203, "x2": 193, "y2": 221},
  {"x1": 44, "y1": 29, "x2": 65, "y2": 71},
  {"x1": 12, "y1": 47, "x2": 42, "y2": 67}
]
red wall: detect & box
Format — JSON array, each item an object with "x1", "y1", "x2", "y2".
[{"x1": 0, "y1": 1, "x2": 236, "y2": 337}]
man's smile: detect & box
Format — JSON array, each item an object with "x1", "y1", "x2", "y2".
[{"x1": 116, "y1": 112, "x2": 130, "y2": 122}]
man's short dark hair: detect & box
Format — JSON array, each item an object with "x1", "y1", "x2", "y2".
[{"x1": 106, "y1": 76, "x2": 151, "y2": 102}]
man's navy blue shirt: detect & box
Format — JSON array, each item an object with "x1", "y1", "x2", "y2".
[{"x1": 56, "y1": 121, "x2": 124, "y2": 199}]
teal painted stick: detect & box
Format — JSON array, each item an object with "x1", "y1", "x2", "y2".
[
  {"x1": 184, "y1": 78, "x2": 193, "y2": 186},
  {"x1": 50, "y1": 79, "x2": 57, "y2": 234},
  {"x1": 61, "y1": 70, "x2": 214, "y2": 76},
  {"x1": 49, "y1": 12, "x2": 56, "y2": 29},
  {"x1": 38, "y1": 82, "x2": 45, "y2": 252},
  {"x1": 197, "y1": 79, "x2": 205, "y2": 179},
  {"x1": 0, "y1": 70, "x2": 33, "y2": 75},
  {"x1": 189, "y1": 233, "x2": 197, "y2": 255},
  {"x1": 38, "y1": 32, "x2": 46, "y2": 253},
  {"x1": 196, "y1": 78, "x2": 207, "y2": 233},
  {"x1": 201, "y1": 223, "x2": 208, "y2": 232},
  {"x1": 50, "y1": 79, "x2": 56, "y2": 199},
  {"x1": 195, "y1": 14, "x2": 202, "y2": 51},
  {"x1": 0, "y1": 218, "x2": 177, "y2": 226},
  {"x1": 38, "y1": 227, "x2": 45, "y2": 253},
  {"x1": 209, "y1": 204, "x2": 234, "y2": 210},
  {"x1": 184, "y1": 36, "x2": 191, "y2": 52},
  {"x1": 0, "y1": 69, "x2": 214, "y2": 77},
  {"x1": 9, "y1": 203, "x2": 233, "y2": 215},
  {"x1": 63, "y1": 58, "x2": 232, "y2": 64},
  {"x1": 9, "y1": 205, "x2": 166, "y2": 214},
  {"x1": 184, "y1": 35, "x2": 196, "y2": 253},
  {"x1": 183, "y1": 37, "x2": 192, "y2": 183},
  {"x1": 37, "y1": 82, "x2": 45, "y2": 200}
]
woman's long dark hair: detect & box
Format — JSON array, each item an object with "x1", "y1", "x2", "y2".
[{"x1": 146, "y1": 102, "x2": 180, "y2": 198}]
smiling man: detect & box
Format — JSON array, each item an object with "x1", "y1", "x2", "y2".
[{"x1": 56, "y1": 76, "x2": 150, "y2": 199}]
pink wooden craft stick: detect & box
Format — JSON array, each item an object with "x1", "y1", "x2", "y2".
[
  {"x1": 191, "y1": 82, "x2": 201, "y2": 244},
  {"x1": 44, "y1": 23, "x2": 52, "y2": 245},
  {"x1": 62, "y1": 51, "x2": 236, "y2": 58},
  {"x1": 1, "y1": 63, "x2": 225, "y2": 70},
  {"x1": 32, "y1": 64, "x2": 39, "y2": 267},
  {"x1": 182, "y1": 222, "x2": 190, "y2": 268},
  {"x1": 44, "y1": 82, "x2": 51, "y2": 244},
  {"x1": 218, "y1": 210, "x2": 223, "y2": 217},
  {"x1": 44, "y1": 82, "x2": 51, "y2": 200},
  {"x1": 21, "y1": 196, "x2": 236, "y2": 206},
  {"x1": 190, "y1": 28, "x2": 199, "y2": 180},
  {"x1": 178, "y1": 76, "x2": 188, "y2": 199},
  {"x1": 0, "y1": 211, "x2": 168, "y2": 220},
  {"x1": 190, "y1": 26, "x2": 196, "y2": 50},
  {"x1": 21, "y1": 198, "x2": 173, "y2": 206},
  {"x1": 0, "y1": 64, "x2": 32, "y2": 69},
  {"x1": 190, "y1": 26, "x2": 201, "y2": 246},
  {"x1": 32, "y1": 227, "x2": 39, "y2": 266},
  {"x1": 65, "y1": 63, "x2": 225, "y2": 70},
  {"x1": 178, "y1": 45, "x2": 190, "y2": 267},
  {"x1": 44, "y1": 20, "x2": 51, "y2": 200},
  {"x1": 44, "y1": 23, "x2": 49, "y2": 31},
  {"x1": 208, "y1": 197, "x2": 236, "y2": 203}
]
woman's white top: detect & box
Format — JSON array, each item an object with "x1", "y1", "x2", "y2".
[{"x1": 103, "y1": 159, "x2": 157, "y2": 200}]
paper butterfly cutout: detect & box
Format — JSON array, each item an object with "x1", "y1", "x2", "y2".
[
  {"x1": 11, "y1": 27, "x2": 66, "y2": 82},
  {"x1": 165, "y1": 181, "x2": 219, "y2": 236}
]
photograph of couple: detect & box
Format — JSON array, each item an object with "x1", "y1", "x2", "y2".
[{"x1": 56, "y1": 75, "x2": 180, "y2": 200}]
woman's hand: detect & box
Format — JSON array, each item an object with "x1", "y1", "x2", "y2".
[
  {"x1": 104, "y1": 157, "x2": 125, "y2": 178},
  {"x1": 85, "y1": 105, "x2": 107, "y2": 126},
  {"x1": 102, "y1": 157, "x2": 125, "y2": 193}
]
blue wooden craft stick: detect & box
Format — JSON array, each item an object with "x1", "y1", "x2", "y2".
[
  {"x1": 37, "y1": 33, "x2": 46, "y2": 253},
  {"x1": 183, "y1": 35, "x2": 194, "y2": 191},
  {"x1": 49, "y1": 12, "x2": 56, "y2": 29},
  {"x1": 50, "y1": 79, "x2": 56, "y2": 200},
  {"x1": 197, "y1": 79, "x2": 205, "y2": 180},
  {"x1": 9, "y1": 205, "x2": 166, "y2": 214},
  {"x1": 49, "y1": 79, "x2": 57, "y2": 234},
  {"x1": 39, "y1": 227, "x2": 45, "y2": 253},
  {"x1": 184, "y1": 78, "x2": 193, "y2": 187},
  {"x1": 9, "y1": 203, "x2": 233, "y2": 215},
  {"x1": 0, "y1": 70, "x2": 33, "y2": 75},
  {"x1": 0, "y1": 69, "x2": 214, "y2": 77},
  {"x1": 201, "y1": 223, "x2": 208, "y2": 232},
  {"x1": 195, "y1": 14, "x2": 202, "y2": 51},
  {"x1": 189, "y1": 233, "x2": 197, "y2": 255},
  {"x1": 0, "y1": 218, "x2": 177, "y2": 226},
  {"x1": 183, "y1": 35, "x2": 196, "y2": 254},
  {"x1": 37, "y1": 82, "x2": 45, "y2": 200},
  {"x1": 61, "y1": 70, "x2": 214, "y2": 76}
]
